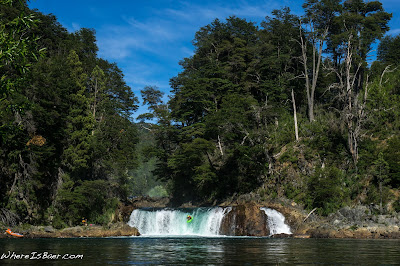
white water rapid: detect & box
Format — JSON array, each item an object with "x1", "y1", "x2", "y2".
[
  {"x1": 260, "y1": 207, "x2": 292, "y2": 235},
  {"x1": 128, "y1": 207, "x2": 232, "y2": 236}
]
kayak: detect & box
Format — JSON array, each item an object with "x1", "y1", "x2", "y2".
[
  {"x1": 187, "y1": 217, "x2": 193, "y2": 223},
  {"x1": 5, "y1": 228, "x2": 23, "y2": 238}
]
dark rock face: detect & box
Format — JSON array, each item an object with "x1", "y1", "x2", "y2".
[
  {"x1": 130, "y1": 196, "x2": 170, "y2": 208},
  {"x1": 44, "y1": 226, "x2": 55, "y2": 233},
  {"x1": 116, "y1": 203, "x2": 135, "y2": 223},
  {"x1": 116, "y1": 197, "x2": 170, "y2": 223},
  {"x1": 271, "y1": 233, "x2": 292, "y2": 238},
  {"x1": 220, "y1": 203, "x2": 269, "y2": 236}
]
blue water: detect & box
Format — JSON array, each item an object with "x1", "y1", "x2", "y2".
[{"x1": 1, "y1": 237, "x2": 400, "y2": 265}]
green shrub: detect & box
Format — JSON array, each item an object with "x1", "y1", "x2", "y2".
[
  {"x1": 302, "y1": 113, "x2": 347, "y2": 162},
  {"x1": 54, "y1": 179, "x2": 120, "y2": 226},
  {"x1": 279, "y1": 147, "x2": 298, "y2": 164},
  {"x1": 349, "y1": 224, "x2": 358, "y2": 231},
  {"x1": 306, "y1": 166, "x2": 348, "y2": 215},
  {"x1": 52, "y1": 215, "x2": 67, "y2": 229},
  {"x1": 90, "y1": 197, "x2": 120, "y2": 225},
  {"x1": 392, "y1": 200, "x2": 400, "y2": 213},
  {"x1": 384, "y1": 137, "x2": 400, "y2": 187}
]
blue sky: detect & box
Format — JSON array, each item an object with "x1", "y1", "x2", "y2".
[{"x1": 28, "y1": 0, "x2": 400, "y2": 118}]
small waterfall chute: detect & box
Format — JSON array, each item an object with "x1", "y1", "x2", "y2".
[
  {"x1": 260, "y1": 207, "x2": 292, "y2": 236},
  {"x1": 128, "y1": 207, "x2": 231, "y2": 236}
]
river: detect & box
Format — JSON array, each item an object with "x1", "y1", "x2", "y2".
[{"x1": 1, "y1": 237, "x2": 400, "y2": 265}]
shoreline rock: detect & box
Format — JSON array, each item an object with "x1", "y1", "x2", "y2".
[
  {"x1": 220, "y1": 202, "x2": 269, "y2": 236},
  {"x1": 218, "y1": 196, "x2": 400, "y2": 239},
  {"x1": 4, "y1": 197, "x2": 400, "y2": 239},
  {"x1": 1, "y1": 222, "x2": 139, "y2": 239},
  {"x1": 295, "y1": 205, "x2": 400, "y2": 239},
  {"x1": 302, "y1": 225, "x2": 400, "y2": 239}
]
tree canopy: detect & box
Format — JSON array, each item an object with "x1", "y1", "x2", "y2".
[
  {"x1": 1, "y1": 0, "x2": 399, "y2": 225},
  {"x1": 0, "y1": 0, "x2": 138, "y2": 227},
  {"x1": 142, "y1": 0, "x2": 398, "y2": 215}
]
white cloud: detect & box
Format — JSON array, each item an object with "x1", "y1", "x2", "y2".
[
  {"x1": 181, "y1": 46, "x2": 194, "y2": 57},
  {"x1": 388, "y1": 28, "x2": 400, "y2": 35},
  {"x1": 164, "y1": 1, "x2": 280, "y2": 23},
  {"x1": 96, "y1": 22, "x2": 165, "y2": 60},
  {"x1": 96, "y1": 13, "x2": 189, "y2": 60},
  {"x1": 60, "y1": 21, "x2": 81, "y2": 33},
  {"x1": 94, "y1": 0, "x2": 292, "y2": 109},
  {"x1": 121, "y1": 61, "x2": 171, "y2": 90},
  {"x1": 96, "y1": 0, "x2": 289, "y2": 61},
  {"x1": 164, "y1": 7, "x2": 193, "y2": 21},
  {"x1": 71, "y1": 22, "x2": 81, "y2": 32},
  {"x1": 125, "y1": 17, "x2": 180, "y2": 42},
  {"x1": 97, "y1": 38, "x2": 135, "y2": 60}
]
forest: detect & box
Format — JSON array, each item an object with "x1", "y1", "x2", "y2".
[{"x1": 1, "y1": 0, "x2": 400, "y2": 228}]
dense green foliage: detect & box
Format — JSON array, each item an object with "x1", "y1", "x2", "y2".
[
  {"x1": 142, "y1": 0, "x2": 399, "y2": 215},
  {"x1": 128, "y1": 124, "x2": 167, "y2": 198},
  {"x1": 1, "y1": 0, "x2": 400, "y2": 226},
  {"x1": 0, "y1": 0, "x2": 138, "y2": 226}
]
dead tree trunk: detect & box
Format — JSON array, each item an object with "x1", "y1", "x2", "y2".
[
  {"x1": 291, "y1": 89, "x2": 299, "y2": 141},
  {"x1": 325, "y1": 34, "x2": 368, "y2": 166},
  {"x1": 298, "y1": 20, "x2": 328, "y2": 122}
]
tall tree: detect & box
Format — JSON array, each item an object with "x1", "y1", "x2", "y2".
[
  {"x1": 331, "y1": 0, "x2": 391, "y2": 92},
  {"x1": 0, "y1": 0, "x2": 45, "y2": 224},
  {"x1": 260, "y1": 7, "x2": 303, "y2": 142},
  {"x1": 1, "y1": 2, "x2": 140, "y2": 226},
  {"x1": 373, "y1": 152, "x2": 389, "y2": 213},
  {"x1": 300, "y1": 0, "x2": 341, "y2": 122},
  {"x1": 62, "y1": 50, "x2": 93, "y2": 177},
  {"x1": 324, "y1": 0, "x2": 391, "y2": 165},
  {"x1": 89, "y1": 65, "x2": 106, "y2": 134},
  {"x1": 377, "y1": 34, "x2": 400, "y2": 65}
]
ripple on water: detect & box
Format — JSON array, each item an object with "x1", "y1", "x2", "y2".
[{"x1": 0, "y1": 237, "x2": 400, "y2": 265}]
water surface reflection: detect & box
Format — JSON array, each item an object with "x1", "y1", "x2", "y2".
[{"x1": 1, "y1": 237, "x2": 399, "y2": 265}]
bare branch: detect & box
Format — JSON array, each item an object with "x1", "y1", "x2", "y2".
[
  {"x1": 379, "y1": 65, "x2": 397, "y2": 87},
  {"x1": 217, "y1": 135, "x2": 224, "y2": 156}
]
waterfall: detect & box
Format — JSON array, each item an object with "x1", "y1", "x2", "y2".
[
  {"x1": 260, "y1": 207, "x2": 292, "y2": 235},
  {"x1": 128, "y1": 207, "x2": 231, "y2": 236}
]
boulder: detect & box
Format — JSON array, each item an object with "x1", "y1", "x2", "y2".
[
  {"x1": 115, "y1": 203, "x2": 135, "y2": 223},
  {"x1": 44, "y1": 226, "x2": 55, "y2": 233},
  {"x1": 271, "y1": 233, "x2": 292, "y2": 238},
  {"x1": 220, "y1": 202, "x2": 268, "y2": 236},
  {"x1": 344, "y1": 206, "x2": 368, "y2": 221}
]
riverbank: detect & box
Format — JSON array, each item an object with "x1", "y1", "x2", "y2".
[
  {"x1": 296, "y1": 205, "x2": 400, "y2": 239},
  {"x1": 127, "y1": 195, "x2": 400, "y2": 239},
  {"x1": 1, "y1": 222, "x2": 140, "y2": 239},
  {"x1": 245, "y1": 199, "x2": 400, "y2": 239},
  {"x1": 2, "y1": 196, "x2": 400, "y2": 239},
  {"x1": 238, "y1": 199, "x2": 400, "y2": 239}
]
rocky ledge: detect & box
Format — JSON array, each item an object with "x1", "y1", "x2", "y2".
[
  {"x1": 297, "y1": 206, "x2": 400, "y2": 239},
  {"x1": 1, "y1": 222, "x2": 140, "y2": 238},
  {"x1": 219, "y1": 195, "x2": 400, "y2": 239}
]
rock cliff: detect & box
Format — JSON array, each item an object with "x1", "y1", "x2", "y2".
[{"x1": 220, "y1": 202, "x2": 269, "y2": 236}]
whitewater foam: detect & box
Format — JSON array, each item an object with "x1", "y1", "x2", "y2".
[
  {"x1": 260, "y1": 207, "x2": 292, "y2": 235},
  {"x1": 128, "y1": 207, "x2": 231, "y2": 236}
]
